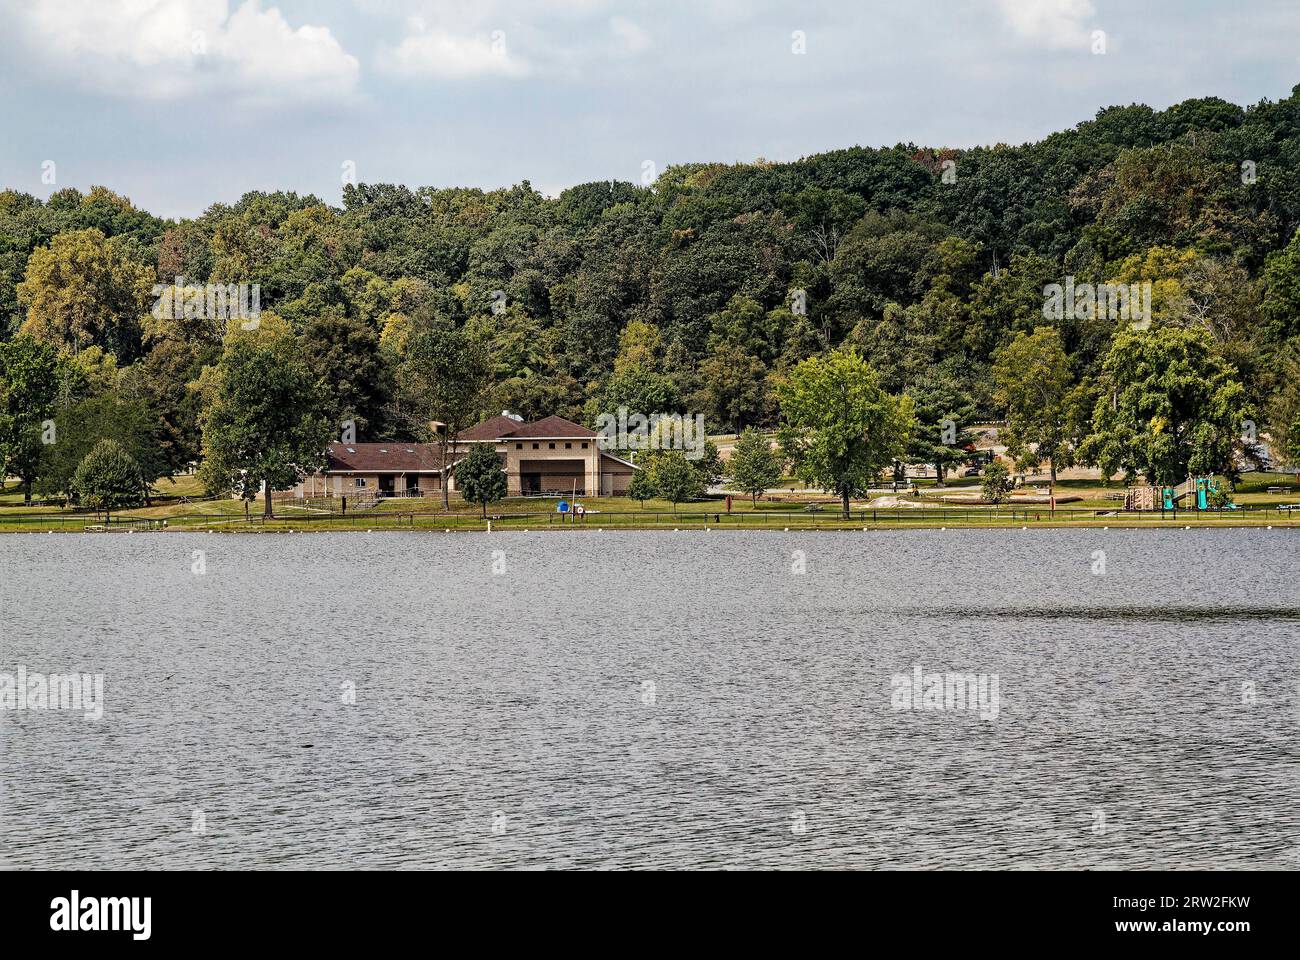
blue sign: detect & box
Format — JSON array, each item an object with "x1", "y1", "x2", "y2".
[{"x1": 557, "y1": 500, "x2": 570, "y2": 513}]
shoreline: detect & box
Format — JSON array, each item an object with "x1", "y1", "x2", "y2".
[{"x1": 3, "y1": 517, "x2": 1297, "y2": 534}]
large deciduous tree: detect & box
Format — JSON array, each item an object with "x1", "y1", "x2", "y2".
[
  {"x1": 0, "y1": 335, "x2": 61, "y2": 503},
  {"x1": 395, "y1": 324, "x2": 492, "y2": 509},
  {"x1": 1079, "y1": 328, "x2": 1250, "y2": 485},
  {"x1": 777, "y1": 349, "x2": 915, "y2": 519},
  {"x1": 16, "y1": 228, "x2": 155, "y2": 362},
  {"x1": 992, "y1": 326, "x2": 1080, "y2": 496},
  {"x1": 199, "y1": 333, "x2": 330, "y2": 517}
]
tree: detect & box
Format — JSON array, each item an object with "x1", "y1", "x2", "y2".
[
  {"x1": 73, "y1": 438, "x2": 144, "y2": 522},
  {"x1": 454, "y1": 441, "x2": 507, "y2": 517},
  {"x1": 776, "y1": 349, "x2": 915, "y2": 519},
  {"x1": 1263, "y1": 228, "x2": 1300, "y2": 343},
  {"x1": 1078, "y1": 328, "x2": 1250, "y2": 485},
  {"x1": 200, "y1": 334, "x2": 330, "y2": 517},
  {"x1": 693, "y1": 345, "x2": 768, "y2": 433},
  {"x1": 396, "y1": 325, "x2": 492, "y2": 509},
  {"x1": 693, "y1": 440, "x2": 725, "y2": 489},
  {"x1": 645, "y1": 451, "x2": 704, "y2": 513},
  {"x1": 299, "y1": 309, "x2": 392, "y2": 440},
  {"x1": 981, "y1": 460, "x2": 1012, "y2": 505},
  {"x1": 726, "y1": 428, "x2": 783, "y2": 504},
  {"x1": 992, "y1": 327, "x2": 1077, "y2": 505},
  {"x1": 628, "y1": 468, "x2": 656, "y2": 506},
  {"x1": 0, "y1": 335, "x2": 61, "y2": 503},
  {"x1": 38, "y1": 395, "x2": 167, "y2": 503},
  {"x1": 905, "y1": 370, "x2": 977, "y2": 487},
  {"x1": 16, "y1": 228, "x2": 154, "y2": 362}
]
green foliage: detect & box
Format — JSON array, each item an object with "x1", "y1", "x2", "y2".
[
  {"x1": 454, "y1": 441, "x2": 508, "y2": 517},
  {"x1": 1207, "y1": 486, "x2": 1233, "y2": 509},
  {"x1": 1079, "y1": 328, "x2": 1250, "y2": 484},
  {"x1": 73, "y1": 438, "x2": 144, "y2": 519},
  {"x1": 299, "y1": 308, "x2": 391, "y2": 439},
  {"x1": 777, "y1": 348, "x2": 915, "y2": 517},
  {"x1": 199, "y1": 333, "x2": 330, "y2": 513},
  {"x1": 992, "y1": 326, "x2": 1079, "y2": 483},
  {"x1": 628, "y1": 468, "x2": 656, "y2": 505},
  {"x1": 395, "y1": 323, "x2": 492, "y2": 507},
  {"x1": 38, "y1": 394, "x2": 167, "y2": 500},
  {"x1": 0, "y1": 334, "x2": 61, "y2": 501},
  {"x1": 644, "y1": 451, "x2": 705, "y2": 511},
  {"x1": 905, "y1": 368, "x2": 978, "y2": 485},
  {"x1": 727, "y1": 428, "x2": 783, "y2": 503},
  {"x1": 980, "y1": 460, "x2": 1012, "y2": 504},
  {"x1": 693, "y1": 440, "x2": 725, "y2": 488},
  {"x1": 16, "y1": 228, "x2": 155, "y2": 361}
]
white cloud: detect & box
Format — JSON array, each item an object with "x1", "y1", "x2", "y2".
[
  {"x1": 996, "y1": 0, "x2": 1096, "y2": 50},
  {"x1": 609, "y1": 17, "x2": 651, "y2": 55},
  {"x1": 11, "y1": 0, "x2": 359, "y2": 103},
  {"x1": 377, "y1": 19, "x2": 530, "y2": 78}
]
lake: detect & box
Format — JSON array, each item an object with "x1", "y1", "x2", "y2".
[{"x1": 1, "y1": 529, "x2": 1297, "y2": 869}]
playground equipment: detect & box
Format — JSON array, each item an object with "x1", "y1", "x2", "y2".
[{"x1": 1125, "y1": 477, "x2": 1221, "y2": 512}]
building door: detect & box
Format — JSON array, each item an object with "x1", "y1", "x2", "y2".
[{"x1": 522, "y1": 473, "x2": 541, "y2": 495}]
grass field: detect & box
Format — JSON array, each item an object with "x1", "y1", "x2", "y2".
[{"x1": 2, "y1": 472, "x2": 1298, "y2": 533}]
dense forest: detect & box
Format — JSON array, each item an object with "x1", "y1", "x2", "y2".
[{"x1": 3, "y1": 86, "x2": 1300, "y2": 504}]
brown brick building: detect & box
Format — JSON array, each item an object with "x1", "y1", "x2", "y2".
[{"x1": 290, "y1": 413, "x2": 637, "y2": 500}]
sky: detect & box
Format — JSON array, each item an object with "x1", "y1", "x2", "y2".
[{"x1": 0, "y1": 0, "x2": 1297, "y2": 219}]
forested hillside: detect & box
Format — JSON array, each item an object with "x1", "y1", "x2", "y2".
[{"x1": 3, "y1": 86, "x2": 1300, "y2": 501}]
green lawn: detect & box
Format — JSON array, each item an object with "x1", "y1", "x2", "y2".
[{"x1": 3, "y1": 473, "x2": 1297, "y2": 533}]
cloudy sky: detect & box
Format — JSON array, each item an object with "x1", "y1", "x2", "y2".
[{"x1": 1, "y1": 0, "x2": 1297, "y2": 218}]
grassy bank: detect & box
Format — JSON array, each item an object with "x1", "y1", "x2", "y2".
[{"x1": 2, "y1": 475, "x2": 1298, "y2": 533}]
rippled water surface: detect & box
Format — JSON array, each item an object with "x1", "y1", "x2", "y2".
[{"x1": 1, "y1": 529, "x2": 1297, "y2": 869}]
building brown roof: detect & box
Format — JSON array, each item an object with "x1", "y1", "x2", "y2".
[
  {"x1": 458, "y1": 414, "x2": 525, "y2": 441},
  {"x1": 458, "y1": 413, "x2": 597, "y2": 441},
  {"x1": 325, "y1": 442, "x2": 442, "y2": 473},
  {"x1": 500, "y1": 415, "x2": 597, "y2": 439}
]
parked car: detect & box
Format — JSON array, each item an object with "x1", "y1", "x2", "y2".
[{"x1": 961, "y1": 465, "x2": 983, "y2": 478}]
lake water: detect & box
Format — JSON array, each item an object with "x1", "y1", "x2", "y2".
[{"x1": 1, "y1": 529, "x2": 1297, "y2": 870}]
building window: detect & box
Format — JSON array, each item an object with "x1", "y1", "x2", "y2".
[
  {"x1": 565, "y1": 442, "x2": 572, "y2": 449},
  {"x1": 516, "y1": 443, "x2": 522, "y2": 450},
  {"x1": 354, "y1": 478, "x2": 367, "y2": 487},
  {"x1": 581, "y1": 442, "x2": 588, "y2": 449},
  {"x1": 532, "y1": 443, "x2": 539, "y2": 449},
  {"x1": 549, "y1": 443, "x2": 556, "y2": 449}
]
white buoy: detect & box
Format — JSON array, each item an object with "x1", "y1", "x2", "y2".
[
  {"x1": 445, "y1": 528, "x2": 450, "y2": 533},
  {"x1": 784, "y1": 527, "x2": 789, "y2": 532}
]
